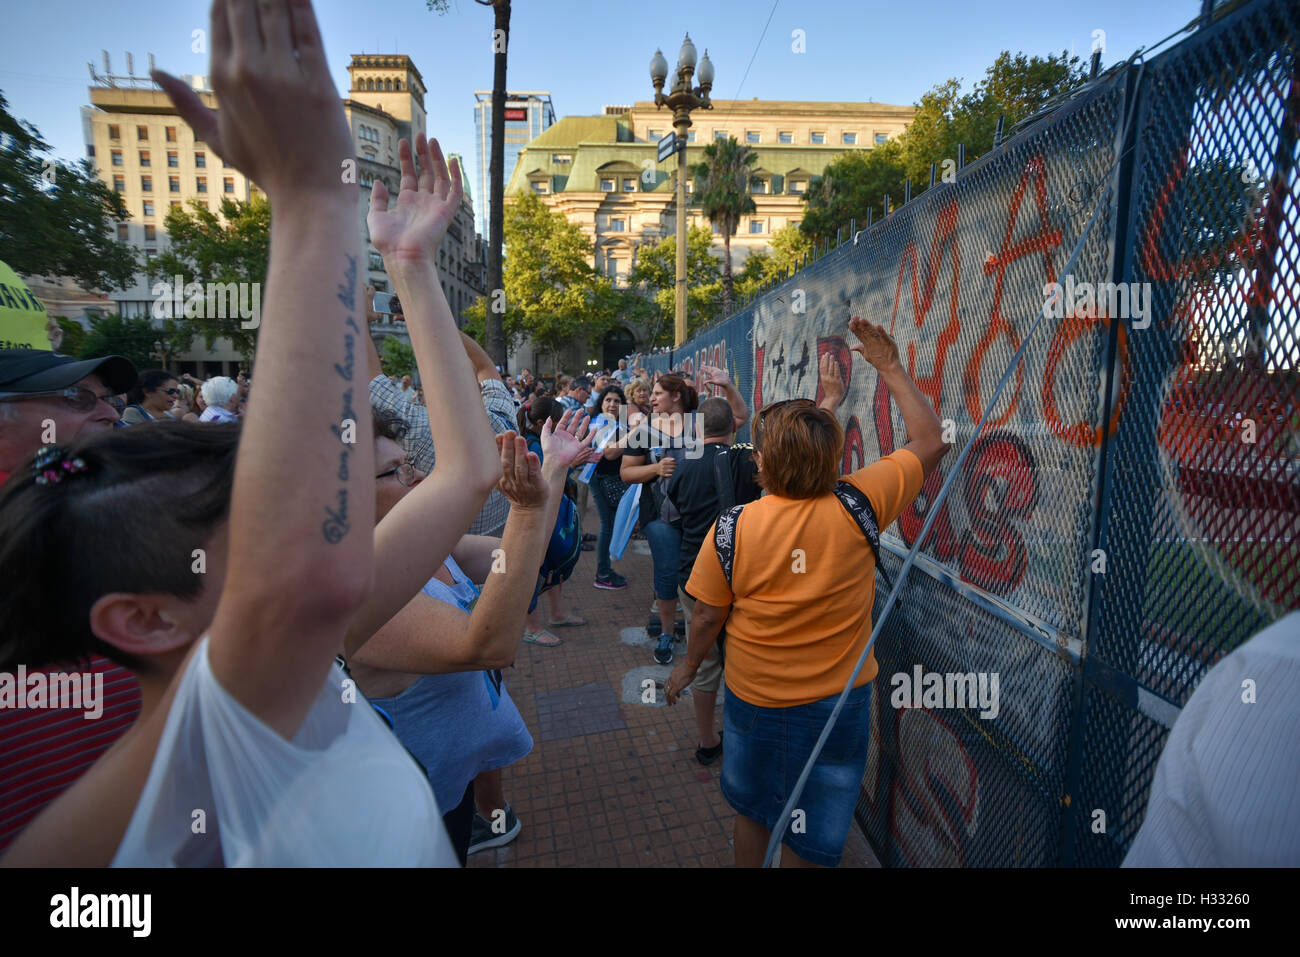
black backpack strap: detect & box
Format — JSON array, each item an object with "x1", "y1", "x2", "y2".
[
  {"x1": 712, "y1": 448, "x2": 737, "y2": 512},
  {"x1": 712, "y1": 503, "x2": 746, "y2": 589},
  {"x1": 833, "y1": 480, "x2": 897, "y2": 597}
]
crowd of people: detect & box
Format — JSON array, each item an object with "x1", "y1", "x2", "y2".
[{"x1": 1, "y1": 0, "x2": 1287, "y2": 870}]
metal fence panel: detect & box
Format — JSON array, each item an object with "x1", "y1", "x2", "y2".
[{"x1": 628, "y1": 0, "x2": 1296, "y2": 866}]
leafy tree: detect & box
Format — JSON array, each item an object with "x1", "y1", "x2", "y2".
[
  {"x1": 628, "y1": 224, "x2": 722, "y2": 344},
  {"x1": 52, "y1": 316, "x2": 88, "y2": 358},
  {"x1": 465, "y1": 190, "x2": 619, "y2": 367},
  {"x1": 79, "y1": 314, "x2": 166, "y2": 373},
  {"x1": 0, "y1": 91, "x2": 139, "y2": 290},
  {"x1": 801, "y1": 51, "x2": 1088, "y2": 244},
  {"x1": 380, "y1": 336, "x2": 417, "y2": 380},
  {"x1": 691, "y1": 136, "x2": 759, "y2": 314},
  {"x1": 148, "y1": 196, "x2": 271, "y2": 361}
]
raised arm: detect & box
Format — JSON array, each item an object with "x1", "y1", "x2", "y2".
[
  {"x1": 348, "y1": 411, "x2": 592, "y2": 673},
  {"x1": 699, "y1": 364, "x2": 749, "y2": 432},
  {"x1": 154, "y1": 0, "x2": 373, "y2": 736},
  {"x1": 849, "y1": 317, "x2": 950, "y2": 476},
  {"x1": 818, "y1": 352, "x2": 846, "y2": 414},
  {"x1": 344, "y1": 136, "x2": 500, "y2": 654}
]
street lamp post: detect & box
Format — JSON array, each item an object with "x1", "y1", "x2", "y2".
[
  {"x1": 152, "y1": 338, "x2": 173, "y2": 372},
  {"x1": 651, "y1": 35, "x2": 713, "y2": 348}
]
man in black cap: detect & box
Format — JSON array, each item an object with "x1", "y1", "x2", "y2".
[{"x1": 0, "y1": 348, "x2": 137, "y2": 484}]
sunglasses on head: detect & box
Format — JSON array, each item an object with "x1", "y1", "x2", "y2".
[{"x1": 755, "y1": 397, "x2": 816, "y2": 445}]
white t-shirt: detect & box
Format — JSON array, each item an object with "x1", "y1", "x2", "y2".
[
  {"x1": 113, "y1": 637, "x2": 458, "y2": 867},
  {"x1": 1124, "y1": 611, "x2": 1300, "y2": 867}
]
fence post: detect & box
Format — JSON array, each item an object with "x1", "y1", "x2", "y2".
[
  {"x1": 904, "y1": 180, "x2": 912, "y2": 204},
  {"x1": 994, "y1": 114, "x2": 1005, "y2": 149},
  {"x1": 957, "y1": 143, "x2": 965, "y2": 169},
  {"x1": 930, "y1": 162, "x2": 937, "y2": 187}
]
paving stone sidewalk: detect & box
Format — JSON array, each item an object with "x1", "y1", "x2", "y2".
[{"x1": 468, "y1": 533, "x2": 879, "y2": 868}]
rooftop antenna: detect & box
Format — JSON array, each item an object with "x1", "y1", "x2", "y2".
[{"x1": 126, "y1": 52, "x2": 134, "y2": 76}]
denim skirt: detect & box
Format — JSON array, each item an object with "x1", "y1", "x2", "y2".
[{"x1": 720, "y1": 681, "x2": 872, "y2": 867}]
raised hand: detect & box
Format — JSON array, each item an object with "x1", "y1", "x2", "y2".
[
  {"x1": 496, "y1": 432, "x2": 547, "y2": 511},
  {"x1": 367, "y1": 135, "x2": 463, "y2": 267},
  {"x1": 848, "y1": 316, "x2": 902, "y2": 371},
  {"x1": 151, "y1": 0, "x2": 352, "y2": 200},
  {"x1": 698, "y1": 364, "x2": 731, "y2": 394},
  {"x1": 819, "y1": 353, "x2": 846, "y2": 410},
  {"x1": 541, "y1": 408, "x2": 596, "y2": 471}
]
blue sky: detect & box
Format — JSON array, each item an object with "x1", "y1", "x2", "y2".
[{"x1": 2, "y1": 0, "x2": 1199, "y2": 208}]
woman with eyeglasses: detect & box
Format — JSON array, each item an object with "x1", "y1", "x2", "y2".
[
  {"x1": 663, "y1": 318, "x2": 952, "y2": 868},
  {"x1": 121, "y1": 370, "x2": 180, "y2": 425},
  {"x1": 0, "y1": 2, "x2": 500, "y2": 867}
]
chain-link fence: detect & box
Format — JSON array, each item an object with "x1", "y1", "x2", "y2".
[{"x1": 634, "y1": 0, "x2": 1297, "y2": 866}]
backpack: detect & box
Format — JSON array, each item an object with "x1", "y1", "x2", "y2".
[
  {"x1": 529, "y1": 492, "x2": 581, "y2": 612},
  {"x1": 713, "y1": 480, "x2": 897, "y2": 597}
]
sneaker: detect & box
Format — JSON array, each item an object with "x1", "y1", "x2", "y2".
[
  {"x1": 468, "y1": 804, "x2": 522, "y2": 855},
  {"x1": 695, "y1": 732, "x2": 723, "y2": 766},
  {"x1": 653, "y1": 633, "x2": 674, "y2": 665},
  {"x1": 593, "y1": 572, "x2": 629, "y2": 590}
]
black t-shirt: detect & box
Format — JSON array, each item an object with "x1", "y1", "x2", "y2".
[
  {"x1": 666, "y1": 442, "x2": 761, "y2": 587},
  {"x1": 624, "y1": 420, "x2": 691, "y2": 528}
]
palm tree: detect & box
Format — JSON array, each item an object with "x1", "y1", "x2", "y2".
[{"x1": 691, "y1": 136, "x2": 759, "y2": 315}]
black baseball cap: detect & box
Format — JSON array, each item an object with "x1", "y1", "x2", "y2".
[{"x1": 0, "y1": 348, "x2": 137, "y2": 395}]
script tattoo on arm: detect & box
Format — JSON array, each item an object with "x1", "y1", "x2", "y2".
[{"x1": 324, "y1": 255, "x2": 359, "y2": 544}]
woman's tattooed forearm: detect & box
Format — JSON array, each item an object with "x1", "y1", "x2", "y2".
[{"x1": 324, "y1": 256, "x2": 359, "y2": 544}]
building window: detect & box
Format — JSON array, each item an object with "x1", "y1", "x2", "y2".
[
  {"x1": 144, "y1": 248, "x2": 156, "y2": 261},
  {"x1": 551, "y1": 153, "x2": 572, "y2": 163},
  {"x1": 686, "y1": 179, "x2": 694, "y2": 195},
  {"x1": 139, "y1": 150, "x2": 150, "y2": 167},
  {"x1": 167, "y1": 151, "x2": 179, "y2": 167},
  {"x1": 752, "y1": 179, "x2": 767, "y2": 194},
  {"x1": 609, "y1": 218, "x2": 626, "y2": 232},
  {"x1": 136, "y1": 125, "x2": 148, "y2": 140},
  {"x1": 141, "y1": 176, "x2": 152, "y2": 192},
  {"x1": 622, "y1": 178, "x2": 636, "y2": 192},
  {"x1": 169, "y1": 176, "x2": 180, "y2": 192},
  {"x1": 810, "y1": 131, "x2": 826, "y2": 144},
  {"x1": 195, "y1": 152, "x2": 206, "y2": 168},
  {"x1": 117, "y1": 223, "x2": 128, "y2": 241},
  {"x1": 714, "y1": 130, "x2": 729, "y2": 141},
  {"x1": 842, "y1": 132, "x2": 858, "y2": 145},
  {"x1": 647, "y1": 129, "x2": 661, "y2": 140},
  {"x1": 778, "y1": 131, "x2": 793, "y2": 144},
  {"x1": 531, "y1": 181, "x2": 548, "y2": 194},
  {"x1": 789, "y1": 179, "x2": 807, "y2": 194},
  {"x1": 108, "y1": 124, "x2": 120, "y2": 141},
  {"x1": 197, "y1": 176, "x2": 207, "y2": 193},
  {"x1": 600, "y1": 178, "x2": 615, "y2": 191},
  {"x1": 170, "y1": 200, "x2": 181, "y2": 208},
  {"x1": 685, "y1": 130, "x2": 696, "y2": 142},
  {"x1": 111, "y1": 150, "x2": 123, "y2": 166},
  {"x1": 746, "y1": 131, "x2": 761, "y2": 144},
  {"x1": 166, "y1": 126, "x2": 177, "y2": 142},
  {"x1": 224, "y1": 177, "x2": 235, "y2": 194},
  {"x1": 143, "y1": 200, "x2": 155, "y2": 216},
  {"x1": 749, "y1": 219, "x2": 764, "y2": 234},
  {"x1": 113, "y1": 175, "x2": 125, "y2": 192},
  {"x1": 712, "y1": 220, "x2": 721, "y2": 234},
  {"x1": 875, "y1": 133, "x2": 888, "y2": 145},
  {"x1": 790, "y1": 220, "x2": 801, "y2": 229},
  {"x1": 144, "y1": 225, "x2": 156, "y2": 241}
]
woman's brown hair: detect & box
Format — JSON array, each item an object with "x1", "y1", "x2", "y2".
[
  {"x1": 655, "y1": 374, "x2": 699, "y2": 412},
  {"x1": 756, "y1": 403, "x2": 843, "y2": 498}
]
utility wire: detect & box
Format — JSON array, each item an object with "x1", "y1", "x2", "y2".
[{"x1": 730, "y1": 0, "x2": 780, "y2": 103}]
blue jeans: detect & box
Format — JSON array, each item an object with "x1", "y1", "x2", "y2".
[
  {"x1": 642, "y1": 519, "x2": 682, "y2": 601},
  {"x1": 589, "y1": 473, "x2": 623, "y2": 578}
]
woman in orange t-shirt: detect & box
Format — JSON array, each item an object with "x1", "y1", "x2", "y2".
[{"x1": 665, "y1": 318, "x2": 951, "y2": 867}]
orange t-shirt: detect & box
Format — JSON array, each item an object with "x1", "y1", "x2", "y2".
[{"x1": 686, "y1": 449, "x2": 924, "y2": 708}]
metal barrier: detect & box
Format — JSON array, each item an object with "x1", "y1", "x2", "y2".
[{"x1": 633, "y1": 0, "x2": 1298, "y2": 866}]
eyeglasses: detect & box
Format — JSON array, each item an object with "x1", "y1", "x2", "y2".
[
  {"x1": 755, "y1": 397, "x2": 816, "y2": 446},
  {"x1": 0, "y1": 386, "x2": 120, "y2": 413},
  {"x1": 376, "y1": 460, "x2": 419, "y2": 486},
  {"x1": 162, "y1": 387, "x2": 180, "y2": 396}
]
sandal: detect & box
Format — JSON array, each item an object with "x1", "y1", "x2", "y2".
[
  {"x1": 548, "y1": 614, "x2": 587, "y2": 627},
  {"x1": 522, "y1": 629, "x2": 563, "y2": 646}
]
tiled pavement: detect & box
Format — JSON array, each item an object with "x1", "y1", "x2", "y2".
[{"x1": 469, "y1": 531, "x2": 880, "y2": 869}]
